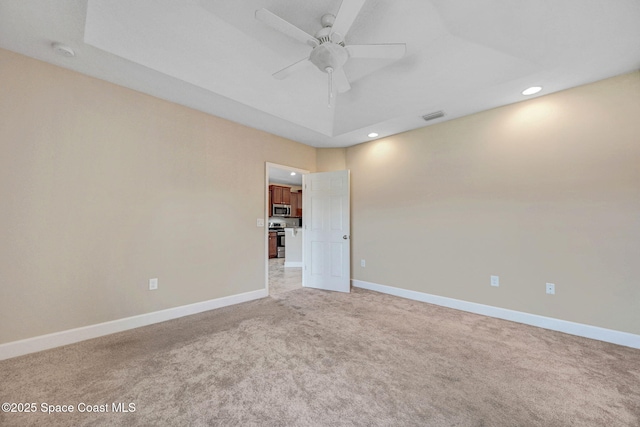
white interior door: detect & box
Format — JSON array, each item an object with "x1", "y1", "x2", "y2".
[{"x1": 303, "y1": 170, "x2": 350, "y2": 293}]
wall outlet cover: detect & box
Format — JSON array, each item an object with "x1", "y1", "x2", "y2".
[
  {"x1": 491, "y1": 275, "x2": 499, "y2": 287},
  {"x1": 149, "y1": 278, "x2": 158, "y2": 290},
  {"x1": 546, "y1": 283, "x2": 555, "y2": 295},
  {"x1": 360, "y1": 259, "x2": 366, "y2": 267}
]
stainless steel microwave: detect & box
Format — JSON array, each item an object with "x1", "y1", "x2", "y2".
[{"x1": 272, "y1": 204, "x2": 291, "y2": 217}]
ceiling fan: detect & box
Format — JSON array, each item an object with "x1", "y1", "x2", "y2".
[{"x1": 255, "y1": 0, "x2": 406, "y2": 106}]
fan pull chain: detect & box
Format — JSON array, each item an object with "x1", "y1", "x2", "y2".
[{"x1": 326, "y1": 67, "x2": 334, "y2": 108}]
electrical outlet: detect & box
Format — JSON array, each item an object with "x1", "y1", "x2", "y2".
[
  {"x1": 490, "y1": 275, "x2": 499, "y2": 287},
  {"x1": 546, "y1": 283, "x2": 555, "y2": 295},
  {"x1": 360, "y1": 259, "x2": 366, "y2": 267},
  {"x1": 257, "y1": 218, "x2": 264, "y2": 227},
  {"x1": 149, "y1": 278, "x2": 158, "y2": 290}
]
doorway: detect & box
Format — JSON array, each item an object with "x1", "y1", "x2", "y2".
[{"x1": 265, "y1": 162, "x2": 309, "y2": 297}]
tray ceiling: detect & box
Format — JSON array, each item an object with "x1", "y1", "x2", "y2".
[{"x1": 1, "y1": 0, "x2": 639, "y2": 147}]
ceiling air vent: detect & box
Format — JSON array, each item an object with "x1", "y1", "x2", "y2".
[{"x1": 422, "y1": 111, "x2": 445, "y2": 122}]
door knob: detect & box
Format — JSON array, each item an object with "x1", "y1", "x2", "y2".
[{"x1": 343, "y1": 235, "x2": 349, "y2": 240}]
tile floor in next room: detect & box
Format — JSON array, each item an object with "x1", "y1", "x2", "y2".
[{"x1": 268, "y1": 258, "x2": 302, "y2": 297}]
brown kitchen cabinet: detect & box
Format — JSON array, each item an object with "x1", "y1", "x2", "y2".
[
  {"x1": 282, "y1": 187, "x2": 291, "y2": 204},
  {"x1": 289, "y1": 190, "x2": 302, "y2": 217},
  {"x1": 268, "y1": 231, "x2": 277, "y2": 258},
  {"x1": 269, "y1": 185, "x2": 291, "y2": 204},
  {"x1": 270, "y1": 185, "x2": 283, "y2": 204},
  {"x1": 289, "y1": 192, "x2": 298, "y2": 217},
  {"x1": 269, "y1": 185, "x2": 293, "y2": 214}
]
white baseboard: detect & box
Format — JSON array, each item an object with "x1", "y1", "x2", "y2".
[
  {"x1": 352, "y1": 279, "x2": 640, "y2": 350},
  {"x1": 284, "y1": 261, "x2": 303, "y2": 268},
  {"x1": 0, "y1": 288, "x2": 268, "y2": 361}
]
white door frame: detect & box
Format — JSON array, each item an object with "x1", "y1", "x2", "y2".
[{"x1": 264, "y1": 162, "x2": 310, "y2": 294}]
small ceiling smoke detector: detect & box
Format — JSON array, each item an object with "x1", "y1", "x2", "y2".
[
  {"x1": 368, "y1": 132, "x2": 379, "y2": 138},
  {"x1": 522, "y1": 86, "x2": 542, "y2": 95},
  {"x1": 422, "y1": 111, "x2": 445, "y2": 122},
  {"x1": 52, "y1": 42, "x2": 75, "y2": 58}
]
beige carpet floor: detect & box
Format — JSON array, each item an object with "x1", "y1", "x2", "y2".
[{"x1": 1, "y1": 270, "x2": 639, "y2": 426}]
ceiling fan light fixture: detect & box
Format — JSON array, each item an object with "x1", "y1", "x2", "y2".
[
  {"x1": 522, "y1": 86, "x2": 542, "y2": 95},
  {"x1": 310, "y1": 43, "x2": 349, "y2": 73},
  {"x1": 256, "y1": 0, "x2": 406, "y2": 106}
]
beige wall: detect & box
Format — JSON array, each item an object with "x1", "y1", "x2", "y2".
[
  {"x1": 316, "y1": 148, "x2": 347, "y2": 172},
  {"x1": 2, "y1": 45, "x2": 638, "y2": 345},
  {"x1": 347, "y1": 72, "x2": 640, "y2": 335},
  {"x1": 0, "y1": 49, "x2": 316, "y2": 344}
]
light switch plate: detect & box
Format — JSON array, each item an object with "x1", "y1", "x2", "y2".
[
  {"x1": 257, "y1": 219, "x2": 265, "y2": 227},
  {"x1": 149, "y1": 278, "x2": 158, "y2": 290},
  {"x1": 491, "y1": 275, "x2": 499, "y2": 287},
  {"x1": 546, "y1": 283, "x2": 555, "y2": 295}
]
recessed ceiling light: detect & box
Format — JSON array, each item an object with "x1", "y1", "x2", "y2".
[
  {"x1": 290, "y1": 172, "x2": 296, "y2": 176},
  {"x1": 368, "y1": 132, "x2": 379, "y2": 138},
  {"x1": 52, "y1": 42, "x2": 75, "y2": 58},
  {"x1": 522, "y1": 86, "x2": 542, "y2": 96}
]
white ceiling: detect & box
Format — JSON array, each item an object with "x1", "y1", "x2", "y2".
[
  {"x1": 269, "y1": 166, "x2": 303, "y2": 187},
  {"x1": 1, "y1": 0, "x2": 639, "y2": 147}
]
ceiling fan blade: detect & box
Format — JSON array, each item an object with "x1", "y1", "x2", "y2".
[
  {"x1": 346, "y1": 43, "x2": 406, "y2": 59},
  {"x1": 273, "y1": 57, "x2": 314, "y2": 80},
  {"x1": 256, "y1": 9, "x2": 318, "y2": 48},
  {"x1": 330, "y1": 0, "x2": 366, "y2": 40},
  {"x1": 334, "y1": 68, "x2": 351, "y2": 93}
]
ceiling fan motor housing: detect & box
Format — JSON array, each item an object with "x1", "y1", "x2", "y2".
[{"x1": 310, "y1": 43, "x2": 349, "y2": 73}]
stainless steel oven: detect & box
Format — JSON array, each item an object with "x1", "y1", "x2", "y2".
[
  {"x1": 269, "y1": 219, "x2": 287, "y2": 258},
  {"x1": 276, "y1": 231, "x2": 286, "y2": 258}
]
